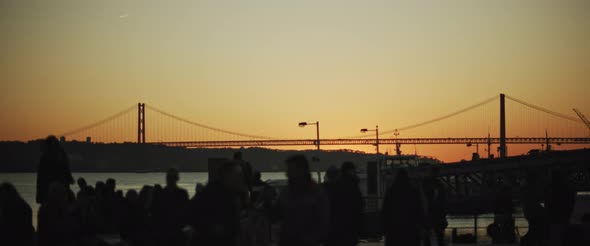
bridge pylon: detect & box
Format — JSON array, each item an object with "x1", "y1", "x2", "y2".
[
  {"x1": 500, "y1": 93, "x2": 507, "y2": 158},
  {"x1": 138, "y1": 103, "x2": 145, "y2": 144}
]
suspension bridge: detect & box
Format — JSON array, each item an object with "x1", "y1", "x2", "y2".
[{"x1": 58, "y1": 93, "x2": 590, "y2": 158}]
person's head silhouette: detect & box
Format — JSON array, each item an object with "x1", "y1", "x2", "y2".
[
  {"x1": 42, "y1": 135, "x2": 60, "y2": 154},
  {"x1": 166, "y1": 168, "x2": 180, "y2": 187},
  {"x1": 341, "y1": 162, "x2": 356, "y2": 176},
  {"x1": 218, "y1": 162, "x2": 244, "y2": 194},
  {"x1": 77, "y1": 178, "x2": 87, "y2": 189},
  {"x1": 325, "y1": 165, "x2": 339, "y2": 183},
  {"x1": 253, "y1": 171, "x2": 262, "y2": 182},
  {"x1": 286, "y1": 155, "x2": 312, "y2": 191}
]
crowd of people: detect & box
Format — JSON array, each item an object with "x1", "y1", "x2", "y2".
[
  {"x1": 4, "y1": 135, "x2": 589, "y2": 246},
  {"x1": 0, "y1": 136, "x2": 370, "y2": 246},
  {"x1": 0, "y1": 135, "x2": 450, "y2": 246}
]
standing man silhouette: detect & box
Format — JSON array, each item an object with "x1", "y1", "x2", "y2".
[{"x1": 36, "y1": 135, "x2": 74, "y2": 205}]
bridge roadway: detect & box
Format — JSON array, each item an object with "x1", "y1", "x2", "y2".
[{"x1": 154, "y1": 137, "x2": 590, "y2": 148}]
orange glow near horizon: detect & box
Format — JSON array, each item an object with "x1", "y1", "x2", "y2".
[{"x1": 1, "y1": 1, "x2": 589, "y2": 162}]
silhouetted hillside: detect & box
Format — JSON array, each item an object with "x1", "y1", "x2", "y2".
[{"x1": 0, "y1": 141, "x2": 376, "y2": 172}]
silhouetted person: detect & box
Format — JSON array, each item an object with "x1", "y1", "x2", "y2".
[
  {"x1": 250, "y1": 170, "x2": 277, "y2": 246},
  {"x1": 546, "y1": 171, "x2": 576, "y2": 224},
  {"x1": 135, "y1": 185, "x2": 157, "y2": 246},
  {"x1": 234, "y1": 151, "x2": 254, "y2": 213},
  {"x1": 76, "y1": 177, "x2": 88, "y2": 200},
  {"x1": 116, "y1": 189, "x2": 124, "y2": 200},
  {"x1": 188, "y1": 182, "x2": 205, "y2": 229},
  {"x1": 76, "y1": 177, "x2": 87, "y2": 189},
  {"x1": 489, "y1": 183, "x2": 516, "y2": 244},
  {"x1": 156, "y1": 168, "x2": 190, "y2": 246},
  {"x1": 322, "y1": 166, "x2": 339, "y2": 195},
  {"x1": 38, "y1": 182, "x2": 75, "y2": 246},
  {"x1": 326, "y1": 162, "x2": 363, "y2": 246},
  {"x1": 322, "y1": 168, "x2": 340, "y2": 211},
  {"x1": 36, "y1": 135, "x2": 74, "y2": 204},
  {"x1": 106, "y1": 178, "x2": 116, "y2": 193},
  {"x1": 275, "y1": 155, "x2": 329, "y2": 246},
  {"x1": 66, "y1": 188, "x2": 75, "y2": 205},
  {"x1": 324, "y1": 165, "x2": 339, "y2": 184},
  {"x1": 546, "y1": 170, "x2": 576, "y2": 246},
  {"x1": 105, "y1": 178, "x2": 118, "y2": 227},
  {"x1": 113, "y1": 189, "x2": 125, "y2": 234},
  {"x1": 121, "y1": 189, "x2": 152, "y2": 246},
  {"x1": 252, "y1": 171, "x2": 265, "y2": 186},
  {"x1": 150, "y1": 183, "x2": 166, "y2": 244},
  {"x1": 189, "y1": 161, "x2": 245, "y2": 246},
  {"x1": 251, "y1": 171, "x2": 275, "y2": 210},
  {"x1": 234, "y1": 151, "x2": 253, "y2": 191},
  {"x1": 138, "y1": 185, "x2": 155, "y2": 213},
  {"x1": 120, "y1": 189, "x2": 139, "y2": 242},
  {"x1": 520, "y1": 172, "x2": 549, "y2": 246},
  {"x1": 422, "y1": 167, "x2": 448, "y2": 246},
  {"x1": 321, "y1": 165, "x2": 339, "y2": 246},
  {"x1": 0, "y1": 182, "x2": 34, "y2": 246},
  {"x1": 99, "y1": 177, "x2": 119, "y2": 233},
  {"x1": 382, "y1": 169, "x2": 424, "y2": 246},
  {"x1": 95, "y1": 181, "x2": 105, "y2": 193},
  {"x1": 71, "y1": 183, "x2": 100, "y2": 245},
  {"x1": 521, "y1": 199, "x2": 549, "y2": 246}
]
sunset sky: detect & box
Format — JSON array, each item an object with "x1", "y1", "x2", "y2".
[{"x1": 1, "y1": 0, "x2": 589, "y2": 162}]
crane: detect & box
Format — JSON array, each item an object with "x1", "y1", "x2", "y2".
[{"x1": 573, "y1": 108, "x2": 590, "y2": 133}]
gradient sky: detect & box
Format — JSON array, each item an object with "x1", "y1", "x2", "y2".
[{"x1": 1, "y1": 0, "x2": 589, "y2": 162}]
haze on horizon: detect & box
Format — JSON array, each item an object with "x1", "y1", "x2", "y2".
[{"x1": 1, "y1": 0, "x2": 589, "y2": 162}]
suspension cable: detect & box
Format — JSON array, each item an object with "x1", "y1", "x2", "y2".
[
  {"x1": 59, "y1": 105, "x2": 137, "y2": 137},
  {"x1": 345, "y1": 95, "x2": 499, "y2": 138},
  {"x1": 505, "y1": 95, "x2": 582, "y2": 122},
  {"x1": 145, "y1": 105, "x2": 276, "y2": 140}
]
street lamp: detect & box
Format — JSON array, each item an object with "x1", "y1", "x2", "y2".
[
  {"x1": 467, "y1": 142, "x2": 480, "y2": 160},
  {"x1": 360, "y1": 125, "x2": 379, "y2": 154},
  {"x1": 394, "y1": 129, "x2": 401, "y2": 156},
  {"x1": 299, "y1": 121, "x2": 320, "y2": 150}
]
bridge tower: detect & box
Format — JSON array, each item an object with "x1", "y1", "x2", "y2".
[
  {"x1": 500, "y1": 93, "x2": 507, "y2": 158},
  {"x1": 138, "y1": 103, "x2": 145, "y2": 144}
]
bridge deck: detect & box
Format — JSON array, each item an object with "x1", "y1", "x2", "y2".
[{"x1": 154, "y1": 137, "x2": 590, "y2": 148}]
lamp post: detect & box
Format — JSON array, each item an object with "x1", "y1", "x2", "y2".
[
  {"x1": 394, "y1": 129, "x2": 401, "y2": 156},
  {"x1": 360, "y1": 125, "x2": 379, "y2": 154},
  {"x1": 299, "y1": 121, "x2": 320, "y2": 150},
  {"x1": 467, "y1": 142, "x2": 480, "y2": 160}
]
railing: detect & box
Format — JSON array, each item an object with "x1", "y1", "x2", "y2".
[{"x1": 360, "y1": 196, "x2": 528, "y2": 243}]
